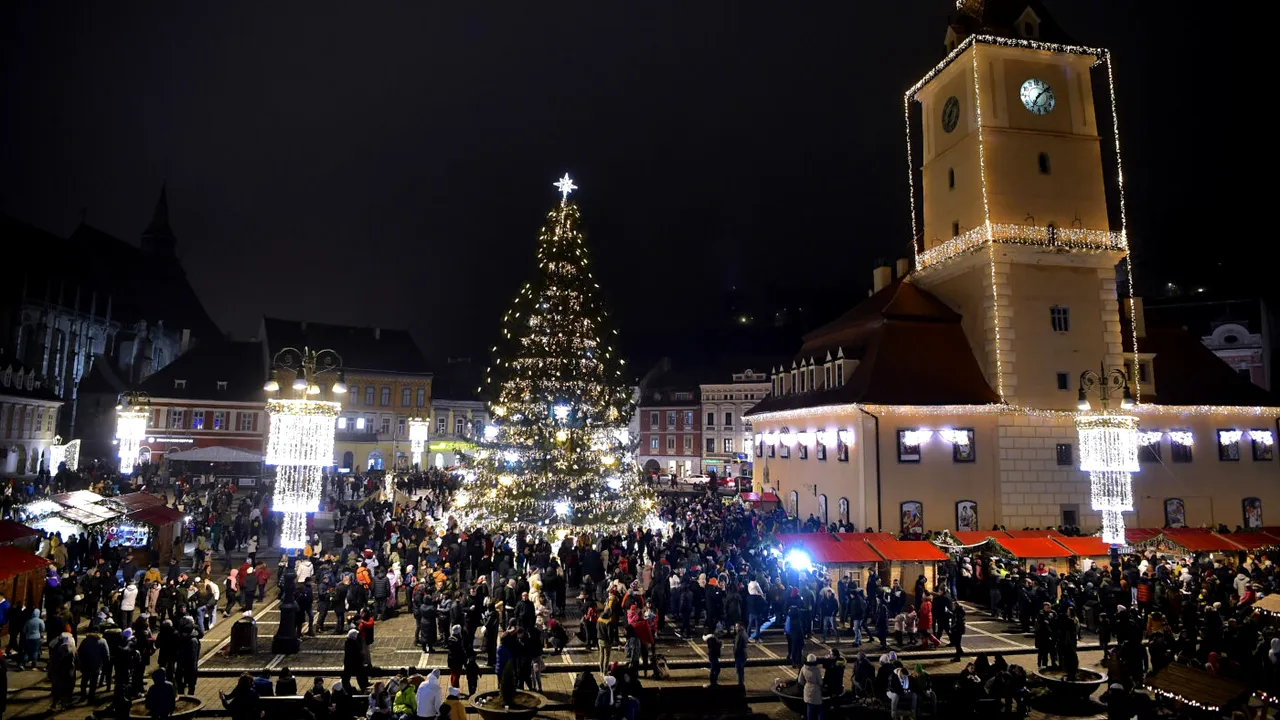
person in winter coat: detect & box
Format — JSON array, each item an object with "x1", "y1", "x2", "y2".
[
  {"x1": 848, "y1": 588, "x2": 867, "y2": 646},
  {"x1": 950, "y1": 603, "x2": 967, "y2": 659},
  {"x1": 119, "y1": 582, "x2": 139, "y2": 628},
  {"x1": 416, "y1": 669, "x2": 443, "y2": 719},
  {"x1": 146, "y1": 668, "x2": 177, "y2": 719},
  {"x1": 224, "y1": 570, "x2": 240, "y2": 616},
  {"x1": 446, "y1": 625, "x2": 467, "y2": 688},
  {"x1": 276, "y1": 667, "x2": 298, "y2": 696},
  {"x1": 342, "y1": 629, "x2": 370, "y2": 693},
  {"x1": 733, "y1": 623, "x2": 749, "y2": 686},
  {"x1": 874, "y1": 602, "x2": 890, "y2": 650},
  {"x1": 704, "y1": 632, "x2": 722, "y2": 686},
  {"x1": 372, "y1": 569, "x2": 391, "y2": 620},
  {"x1": 77, "y1": 626, "x2": 111, "y2": 701},
  {"x1": 241, "y1": 568, "x2": 259, "y2": 612},
  {"x1": 797, "y1": 654, "x2": 824, "y2": 720},
  {"x1": 47, "y1": 630, "x2": 77, "y2": 710},
  {"x1": 417, "y1": 596, "x2": 439, "y2": 652},
  {"x1": 918, "y1": 597, "x2": 940, "y2": 649},
  {"x1": 254, "y1": 563, "x2": 270, "y2": 602},
  {"x1": 219, "y1": 674, "x2": 261, "y2": 720},
  {"x1": 20, "y1": 608, "x2": 46, "y2": 669},
  {"x1": 155, "y1": 619, "x2": 178, "y2": 682}
]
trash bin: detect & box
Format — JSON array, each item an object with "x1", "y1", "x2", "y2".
[{"x1": 230, "y1": 614, "x2": 258, "y2": 655}]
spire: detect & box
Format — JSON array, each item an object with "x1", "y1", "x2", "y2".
[{"x1": 140, "y1": 183, "x2": 177, "y2": 256}]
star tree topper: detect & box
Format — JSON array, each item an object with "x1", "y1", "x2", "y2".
[{"x1": 554, "y1": 173, "x2": 577, "y2": 201}]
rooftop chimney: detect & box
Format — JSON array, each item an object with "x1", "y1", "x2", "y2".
[
  {"x1": 374, "y1": 327, "x2": 381, "y2": 340},
  {"x1": 872, "y1": 265, "x2": 892, "y2": 294},
  {"x1": 895, "y1": 258, "x2": 910, "y2": 278}
]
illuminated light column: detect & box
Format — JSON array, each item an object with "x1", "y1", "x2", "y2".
[
  {"x1": 1075, "y1": 413, "x2": 1138, "y2": 545},
  {"x1": 409, "y1": 417, "x2": 429, "y2": 469},
  {"x1": 115, "y1": 393, "x2": 150, "y2": 475},
  {"x1": 49, "y1": 437, "x2": 82, "y2": 473},
  {"x1": 266, "y1": 399, "x2": 340, "y2": 549}
]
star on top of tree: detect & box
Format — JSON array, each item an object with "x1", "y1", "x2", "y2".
[{"x1": 553, "y1": 173, "x2": 577, "y2": 201}]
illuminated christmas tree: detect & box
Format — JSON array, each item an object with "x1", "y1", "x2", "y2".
[{"x1": 463, "y1": 174, "x2": 654, "y2": 529}]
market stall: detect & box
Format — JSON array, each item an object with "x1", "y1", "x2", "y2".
[
  {"x1": 122, "y1": 504, "x2": 187, "y2": 564},
  {"x1": 1147, "y1": 528, "x2": 1244, "y2": 557},
  {"x1": 1050, "y1": 535, "x2": 1115, "y2": 571},
  {"x1": 739, "y1": 491, "x2": 780, "y2": 511},
  {"x1": 1004, "y1": 528, "x2": 1064, "y2": 538},
  {"x1": 103, "y1": 491, "x2": 167, "y2": 513},
  {"x1": 0, "y1": 519, "x2": 42, "y2": 551},
  {"x1": 1225, "y1": 532, "x2": 1280, "y2": 555},
  {"x1": 50, "y1": 489, "x2": 107, "y2": 508},
  {"x1": 989, "y1": 537, "x2": 1074, "y2": 574},
  {"x1": 865, "y1": 538, "x2": 947, "y2": 590},
  {"x1": 165, "y1": 445, "x2": 265, "y2": 485},
  {"x1": 0, "y1": 546, "x2": 51, "y2": 620},
  {"x1": 1144, "y1": 663, "x2": 1254, "y2": 716},
  {"x1": 775, "y1": 532, "x2": 881, "y2": 588}
]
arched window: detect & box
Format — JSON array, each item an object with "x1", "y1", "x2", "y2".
[
  {"x1": 839, "y1": 497, "x2": 850, "y2": 524},
  {"x1": 818, "y1": 494, "x2": 828, "y2": 527},
  {"x1": 789, "y1": 490, "x2": 799, "y2": 518},
  {"x1": 342, "y1": 451, "x2": 355, "y2": 470},
  {"x1": 1038, "y1": 152, "x2": 1051, "y2": 175},
  {"x1": 434, "y1": 452, "x2": 445, "y2": 469},
  {"x1": 367, "y1": 450, "x2": 384, "y2": 470}
]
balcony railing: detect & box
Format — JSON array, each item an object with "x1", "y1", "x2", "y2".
[
  {"x1": 335, "y1": 429, "x2": 381, "y2": 443},
  {"x1": 916, "y1": 222, "x2": 1127, "y2": 272}
]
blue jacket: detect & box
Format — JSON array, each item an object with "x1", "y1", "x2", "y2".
[{"x1": 24, "y1": 609, "x2": 46, "y2": 640}]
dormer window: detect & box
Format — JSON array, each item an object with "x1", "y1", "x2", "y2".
[
  {"x1": 216, "y1": 381, "x2": 228, "y2": 391},
  {"x1": 1016, "y1": 7, "x2": 1041, "y2": 39},
  {"x1": 174, "y1": 379, "x2": 187, "y2": 390}
]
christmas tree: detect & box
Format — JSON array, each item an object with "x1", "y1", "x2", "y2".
[{"x1": 463, "y1": 174, "x2": 655, "y2": 529}]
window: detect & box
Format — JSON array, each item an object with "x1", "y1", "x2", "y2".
[
  {"x1": 1023, "y1": 21, "x2": 1034, "y2": 36},
  {"x1": 380, "y1": 387, "x2": 391, "y2": 406},
  {"x1": 338, "y1": 417, "x2": 348, "y2": 430},
  {"x1": 836, "y1": 363, "x2": 844, "y2": 387},
  {"x1": 1238, "y1": 368, "x2": 1252, "y2": 379},
  {"x1": 365, "y1": 387, "x2": 375, "y2": 405},
  {"x1": 174, "y1": 379, "x2": 186, "y2": 390},
  {"x1": 724, "y1": 438, "x2": 734, "y2": 453},
  {"x1": 1056, "y1": 372, "x2": 1069, "y2": 391},
  {"x1": 1171, "y1": 434, "x2": 1193, "y2": 463},
  {"x1": 1164, "y1": 498, "x2": 1186, "y2": 528},
  {"x1": 818, "y1": 494, "x2": 828, "y2": 526},
  {"x1": 238, "y1": 412, "x2": 255, "y2": 432},
  {"x1": 192, "y1": 410, "x2": 205, "y2": 430},
  {"x1": 789, "y1": 491, "x2": 799, "y2": 517},
  {"x1": 666, "y1": 436, "x2": 675, "y2": 451},
  {"x1": 349, "y1": 386, "x2": 360, "y2": 405},
  {"x1": 706, "y1": 412, "x2": 715, "y2": 427},
  {"x1": 768, "y1": 443, "x2": 775, "y2": 458},
  {"x1": 455, "y1": 417, "x2": 466, "y2": 436},
  {"x1": 46, "y1": 413, "x2": 54, "y2": 432},
  {"x1": 723, "y1": 411, "x2": 733, "y2": 427},
  {"x1": 684, "y1": 411, "x2": 694, "y2": 426},
  {"x1": 897, "y1": 429, "x2": 923, "y2": 463},
  {"x1": 436, "y1": 416, "x2": 447, "y2": 434},
  {"x1": 1050, "y1": 306, "x2": 1070, "y2": 332},
  {"x1": 667, "y1": 411, "x2": 676, "y2": 428},
  {"x1": 780, "y1": 443, "x2": 790, "y2": 459},
  {"x1": 416, "y1": 387, "x2": 426, "y2": 407},
  {"x1": 213, "y1": 411, "x2": 225, "y2": 430},
  {"x1": 816, "y1": 441, "x2": 827, "y2": 461},
  {"x1": 1062, "y1": 508, "x2": 1078, "y2": 527},
  {"x1": 951, "y1": 429, "x2": 976, "y2": 462},
  {"x1": 839, "y1": 497, "x2": 850, "y2": 523},
  {"x1": 706, "y1": 438, "x2": 715, "y2": 453},
  {"x1": 798, "y1": 372, "x2": 805, "y2": 393},
  {"x1": 169, "y1": 409, "x2": 184, "y2": 429},
  {"x1": 1252, "y1": 430, "x2": 1275, "y2": 461},
  {"x1": 948, "y1": 167, "x2": 955, "y2": 189},
  {"x1": 807, "y1": 367, "x2": 815, "y2": 390},
  {"x1": 1218, "y1": 429, "x2": 1241, "y2": 461},
  {"x1": 798, "y1": 443, "x2": 808, "y2": 460},
  {"x1": 361, "y1": 416, "x2": 372, "y2": 430},
  {"x1": 379, "y1": 417, "x2": 391, "y2": 435},
  {"x1": 649, "y1": 412, "x2": 658, "y2": 428},
  {"x1": 1055, "y1": 443, "x2": 1073, "y2": 466},
  {"x1": 1138, "y1": 363, "x2": 1149, "y2": 382},
  {"x1": 824, "y1": 366, "x2": 831, "y2": 389},
  {"x1": 397, "y1": 417, "x2": 407, "y2": 437},
  {"x1": 1139, "y1": 438, "x2": 1162, "y2": 462},
  {"x1": 743, "y1": 439, "x2": 753, "y2": 454},
  {"x1": 651, "y1": 437, "x2": 659, "y2": 451},
  {"x1": 952, "y1": 220, "x2": 960, "y2": 237},
  {"x1": 1038, "y1": 152, "x2": 1050, "y2": 175},
  {"x1": 837, "y1": 434, "x2": 849, "y2": 462},
  {"x1": 401, "y1": 388, "x2": 411, "y2": 407},
  {"x1": 216, "y1": 381, "x2": 227, "y2": 391}
]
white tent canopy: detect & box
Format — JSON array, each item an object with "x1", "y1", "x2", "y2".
[{"x1": 166, "y1": 446, "x2": 265, "y2": 463}]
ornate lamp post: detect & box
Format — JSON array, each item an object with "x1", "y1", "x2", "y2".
[
  {"x1": 263, "y1": 346, "x2": 344, "y2": 653},
  {"x1": 1075, "y1": 365, "x2": 1137, "y2": 578},
  {"x1": 115, "y1": 391, "x2": 151, "y2": 476}
]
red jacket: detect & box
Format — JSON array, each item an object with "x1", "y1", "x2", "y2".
[
  {"x1": 918, "y1": 600, "x2": 933, "y2": 630},
  {"x1": 628, "y1": 607, "x2": 654, "y2": 644}
]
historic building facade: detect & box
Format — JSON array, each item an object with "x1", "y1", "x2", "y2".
[
  {"x1": 0, "y1": 359, "x2": 63, "y2": 475},
  {"x1": 427, "y1": 358, "x2": 488, "y2": 470},
  {"x1": 746, "y1": 3, "x2": 1280, "y2": 536},
  {"x1": 699, "y1": 369, "x2": 769, "y2": 481},
  {"x1": 637, "y1": 362, "x2": 703, "y2": 478}
]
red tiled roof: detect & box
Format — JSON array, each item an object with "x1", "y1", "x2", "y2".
[
  {"x1": 1051, "y1": 536, "x2": 1113, "y2": 557},
  {"x1": 1004, "y1": 529, "x2": 1063, "y2": 538},
  {"x1": 0, "y1": 520, "x2": 41, "y2": 543},
  {"x1": 993, "y1": 537, "x2": 1073, "y2": 559},
  {"x1": 776, "y1": 533, "x2": 881, "y2": 564},
  {"x1": 127, "y1": 505, "x2": 186, "y2": 526},
  {"x1": 946, "y1": 530, "x2": 1009, "y2": 545},
  {"x1": 0, "y1": 546, "x2": 51, "y2": 582},
  {"x1": 746, "y1": 280, "x2": 999, "y2": 416},
  {"x1": 1159, "y1": 529, "x2": 1243, "y2": 553},
  {"x1": 867, "y1": 539, "x2": 948, "y2": 562},
  {"x1": 1127, "y1": 325, "x2": 1280, "y2": 407},
  {"x1": 1224, "y1": 533, "x2": 1280, "y2": 551}
]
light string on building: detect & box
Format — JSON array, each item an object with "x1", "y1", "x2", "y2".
[
  {"x1": 971, "y1": 43, "x2": 1005, "y2": 402},
  {"x1": 266, "y1": 398, "x2": 340, "y2": 548},
  {"x1": 915, "y1": 224, "x2": 1127, "y2": 272},
  {"x1": 747, "y1": 402, "x2": 1280, "y2": 425}
]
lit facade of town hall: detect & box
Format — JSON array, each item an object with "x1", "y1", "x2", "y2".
[{"x1": 746, "y1": 4, "x2": 1279, "y2": 538}]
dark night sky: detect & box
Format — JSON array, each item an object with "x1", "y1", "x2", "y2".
[{"x1": 0, "y1": 2, "x2": 1258, "y2": 365}]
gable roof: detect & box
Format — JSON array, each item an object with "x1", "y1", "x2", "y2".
[
  {"x1": 135, "y1": 340, "x2": 265, "y2": 403},
  {"x1": 747, "y1": 280, "x2": 999, "y2": 416},
  {"x1": 948, "y1": 0, "x2": 1076, "y2": 45},
  {"x1": 261, "y1": 317, "x2": 429, "y2": 376},
  {"x1": 1129, "y1": 325, "x2": 1280, "y2": 407}
]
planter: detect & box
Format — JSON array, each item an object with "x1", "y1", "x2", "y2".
[
  {"x1": 772, "y1": 679, "x2": 851, "y2": 716},
  {"x1": 1032, "y1": 667, "x2": 1107, "y2": 704},
  {"x1": 470, "y1": 690, "x2": 547, "y2": 720}
]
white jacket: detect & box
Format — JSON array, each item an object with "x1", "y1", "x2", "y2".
[
  {"x1": 120, "y1": 584, "x2": 139, "y2": 611},
  {"x1": 416, "y1": 670, "x2": 442, "y2": 718}
]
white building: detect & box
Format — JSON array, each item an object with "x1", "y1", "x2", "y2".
[{"x1": 699, "y1": 369, "x2": 769, "y2": 481}]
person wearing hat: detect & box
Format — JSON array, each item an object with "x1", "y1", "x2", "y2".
[
  {"x1": 798, "y1": 653, "x2": 824, "y2": 718},
  {"x1": 441, "y1": 685, "x2": 467, "y2": 720}
]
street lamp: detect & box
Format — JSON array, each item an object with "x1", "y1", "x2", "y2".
[
  {"x1": 1075, "y1": 365, "x2": 1139, "y2": 576},
  {"x1": 263, "y1": 346, "x2": 342, "y2": 654},
  {"x1": 115, "y1": 391, "x2": 151, "y2": 476}
]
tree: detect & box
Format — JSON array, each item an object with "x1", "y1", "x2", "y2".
[{"x1": 462, "y1": 175, "x2": 654, "y2": 529}]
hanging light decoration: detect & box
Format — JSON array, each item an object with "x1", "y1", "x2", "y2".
[
  {"x1": 115, "y1": 392, "x2": 150, "y2": 476},
  {"x1": 1075, "y1": 413, "x2": 1139, "y2": 545},
  {"x1": 409, "y1": 417, "x2": 430, "y2": 468},
  {"x1": 48, "y1": 436, "x2": 82, "y2": 473}
]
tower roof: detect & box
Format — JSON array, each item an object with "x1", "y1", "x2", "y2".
[
  {"x1": 140, "y1": 184, "x2": 177, "y2": 255},
  {"x1": 947, "y1": 0, "x2": 1076, "y2": 46}
]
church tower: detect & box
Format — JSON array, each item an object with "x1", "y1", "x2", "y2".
[
  {"x1": 907, "y1": 1, "x2": 1134, "y2": 410},
  {"x1": 140, "y1": 184, "x2": 178, "y2": 257}
]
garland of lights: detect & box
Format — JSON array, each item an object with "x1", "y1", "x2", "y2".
[
  {"x1": 48, "y1": 438, "x2": 81, "y2": 472},
  {"x1": 747, "y1": 402, "x2": 1280, "y2": 424},
  {"x1": 266, "y1": 399, "x2": 339, "y2": 548},
  {"x1": 465, "y1": 175, "x2": 654, "y2": 530},
  {"x1": 1075, "y1": 413, "x2": 1138, "y2": 545},
  {"x1": 915, "y1": 223, "x2": 1127, "y2": 272},
  {"x1": 115, "y1": 410, "x2": 148, "y2": 476}
]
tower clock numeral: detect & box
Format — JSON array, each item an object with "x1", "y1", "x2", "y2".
[{"x1": 942, "y1": 95, "x2": 960, "y2": 133}]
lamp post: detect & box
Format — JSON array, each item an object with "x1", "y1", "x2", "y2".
[
  {"x1": 1075, "y1": 364, "x2": 1138, "y2": 582},
  {"x1": 263, "y1": 346, "x2": 345, "y2": 654},
  {"x1": 115, "y1": 391, "x2": 151, "y2": 477}
]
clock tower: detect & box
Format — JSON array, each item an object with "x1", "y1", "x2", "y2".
[{"x1": 908, "y1": 1, "x2": 1134, "y2": 410}]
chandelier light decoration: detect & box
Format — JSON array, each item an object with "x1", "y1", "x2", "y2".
[
  {"x1": 409, "y1": 417, "x2": 430, "y2": 468},
  {"x1": 115, "y1": 392, "x2": 150, "y2": 476},
  {"x1": 263, "y1": 347, "x2": 345, "y2": 549},
  {"x1": 1075, "y1": 366, "x2": 1138, "y2": 546}
]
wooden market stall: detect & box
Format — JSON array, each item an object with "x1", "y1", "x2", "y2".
[
  {"x1": 119, "y1": 504, "x2": 187, "y2": 565},
  {"x1": 1050, "y1": 535, "x2": 1115, "y2": 571},
  {"x1": 775, "y1": 532, "x2": 882, "y2": 588},
  {"x1": 865, "y1": 538, "x2": 948, "y2": 590},
  {"x1": 1121, "y1": 527, "x2": 1163, "y2": 544},
  {"x1": 1144, "y1": 663, "x2": 1254, "y2": 716},
  {"x1": 940, "y1": 529, "x2": 1009, "y2": 545},
  {"x1": 103, "y1": 491, "x2": 167, "y2": 513},
  {"x1": 1224, "y1": 531, "x2": 1280, "y2": 555},
  {"x1": 0, "y1": 519, "x2": 42, "y2": 551},
  {"x1": 740, "y1": 491, "x2": 780, "y2": 511},
  {"x1": 1004, "y1": 528, "x2": 1063, "y2": 538},
  {"x1": 0, "y1": 546, "x2": 51, "y2": 627},
  {"x1": 989, "y1": 537, "x2": 1074, "y2": 573},
  {"x1": 1154, "y1": 529, "x2": 1245, "y2": 557}
]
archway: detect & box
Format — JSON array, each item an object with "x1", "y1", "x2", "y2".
[
  {"x1": 367, "y1": 450, "x2": 384, "y2": 470},
  {"x1": 434, "y1": 452, "x2": 445, "y2": 470},
  {"x1": 643, "y1": 459, "x2": 661, "y2": 475},
  {"x1": 342, "y1": 451, "x2": 355, "y2": 471}
]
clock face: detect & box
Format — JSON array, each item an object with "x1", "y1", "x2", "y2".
[
  {"x1": 1019, "y1": 78, "x2": 1056, "y2": 115},
  {"x1": 941, "y1": 96, "x2": 960, "y2": 133}
]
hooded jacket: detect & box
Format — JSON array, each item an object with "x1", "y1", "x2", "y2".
[
  {"x1": 120, "y1": 584, "x2": 139, "y2": 612},
  {"x1": 24, "y1": 609, "x2": 46, "y2": 640},
  {"x1": 416, "y1": 670, "x2": 442, "y2": 718}
]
